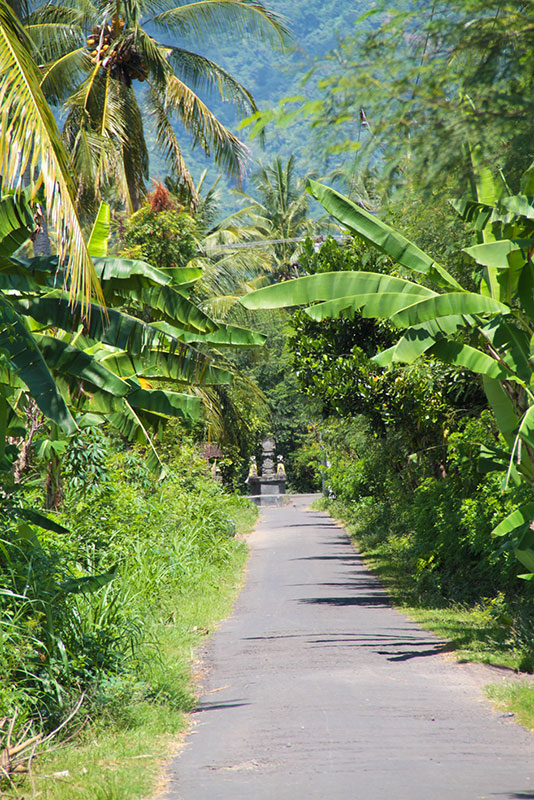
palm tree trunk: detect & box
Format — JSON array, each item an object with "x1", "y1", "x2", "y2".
[
  {"x1": 33, "y1": 204, "x2": 51, "y2": 256},
  {"x1": 23, "y1": 141, "x2": 52, "y2": 255}
]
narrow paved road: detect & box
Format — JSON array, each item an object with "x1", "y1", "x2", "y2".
[{"x1": 165, "y1": 497, "x2": 534, "y2": 800}]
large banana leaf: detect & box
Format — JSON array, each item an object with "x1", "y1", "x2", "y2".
[
  {"x1": 5, "y1": 505, "x2": 69, "y2": 533},
  {"x1": 109, "y1": 283, "x2": 216, "y2": 332},
  {"x1": 60, "y1": 568, "x2": 117, "y2": 597},
  {"x1": 171, "y1": 267, "x2": 204, "y2": 291},
  {"x1": 94, "y1": 257, "x2": 202, "y2": 291},
  {"x1": 241, "y1": 271, "x2": 434, "y2": 310},
  {"x1": 87, "y1": 202, "x2": 110, "y2": 258},
  {"x1": 501, "y1": 194, "x2": 534, "y2": 221},
  {"x1": 0, "y1": 296, "x2": 75, "y2": 432},
  {"x1": 99, "y1": 348, "x2": 233, "y2": 385},
  {"x1": 372, "y1": 317, "x2": 469, "y2": 366},
  {"x1": 90, "y1": 258, "x2": 213, "y2": 331},
  {"x1": 518, "y1": 261, "x2": 534, "y2": 321},
  {"x1": 0, "y1": 192, "x2": 34, "y2": 257},
  {"x1": 482, "y1": 376, "x2": 521, "y2": 450},
  {"x1": 0, "y1": 267, "x2": 42, "y2": 292},
  {"x1": 35, "y1": 335, "x2": 130, "y2": 397},
  {"x1": 464, "y1": 240, "x2": 531, "y2": 303},
  {"x1": 172, "y1": 322, "x2": 268, "y2": 348},
  {"x1": 451, "y1": 197, "x2": 495, "y2": 238},
  {"x1": 150, "y1": 320, "x2": 268, "y2": 348},
  {"x1": 307, "y1": 179, "x2": 463, "y2": 289},
  {"x1": 126, "y1": 387, "x2": 200, "y2": 420},
  {"x1": 463, "y1": 239, "x2": 534, "y2": 269},
  {"x1": 517, "y1": 406, "x2": 534, "y2": 450},
  {"x1": 389, "y1": 293, "x2": 509, "y2": 328},
  {"x1": 493, "y1": 503, "x2": 534, "y2": 542},
  {"x1": 13, "y1": 294, "x2": 172, "y2": 355},
  {"x1": 6, "y1": 254, "x2": 59, "y2": 275},
  {"x1": 480, "y1": 317, "x2": 531, "y2": 383},
  {"x1": 94, "y1": 257, "x2": 172, "y2": 286},
  {"x1": 109, "y1": 401, "x2": 167, "y2": 477},
  {"x1": 428, "y1": 340, "x2": 509, "y2": 380},
  {"x1": 305, "y1": 290, "x2": 434, "y2": 322}
]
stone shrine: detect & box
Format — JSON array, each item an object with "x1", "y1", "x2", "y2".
[{"x1": 247, "y1": 437, "x2": 287, "y2": 498}]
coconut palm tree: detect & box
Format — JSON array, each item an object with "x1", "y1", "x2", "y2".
[
  {"x1": 29, "y1": 0, "x2": 289, "y2": 215},
  {"x1": 0, "y1": 0, "x2": 103, "y2": 312},
  {"x1": 234, "y1": 155, "x2": 319, "y2": 279}
]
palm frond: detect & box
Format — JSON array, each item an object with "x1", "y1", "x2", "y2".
[
  {"x1": 27, "y1": 5, "x2": 85, "y2": 27},
  {"x1": 149, "y1": 84, "x2": 197, "y2": 201},
  {"x1": 63, "y1": 107, "x2": 108, "y2": 191},
  {"x1": 147, "y1": 0, "x2": 290, "y2": 49},
  {"x1": 40, "y1": 48, "x2": 91, "y2": 104},
  {"x1": 165, "y1": 74, "x2": 250, "y2": 183},
  {"x1": 7, "y1": 0, "x2": 30, "y2": 21},
  {"x1": 25, "y1": 22, "x2": 83, "y2": 62},
  {"x1": 136, "y1": 27, "x2": 170, "y2": 85},
  {"x1": 0, "y1": 0, "x2": 103, "y2": 313},
  {"x1": 168, "y1": 47, "x2": 257, "y2": 117},
  {"x1": 34, "y1": 0, "x2": 98, "y2": 29},
  {"x1": 115, "y1": 80, "x2": 149, "y2": 209},
  {"x1": 65, "y1": 69, "x2": 144, "y2": 210}
]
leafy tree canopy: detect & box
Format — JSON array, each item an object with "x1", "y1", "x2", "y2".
[{"x1": 245, "y1": 0, "x2": 534, "y2": 196}]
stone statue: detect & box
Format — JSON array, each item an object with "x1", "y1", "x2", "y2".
[{"x1": 249, "y1": 455, "x2": 258, "y2": 478}]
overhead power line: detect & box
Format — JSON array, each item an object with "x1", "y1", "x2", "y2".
[{"x1": 204, "y1": 234, "x2": 349, "y2": 252}]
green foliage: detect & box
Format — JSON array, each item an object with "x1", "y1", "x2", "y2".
[
  {"x1": 322, "y1": 413, "x2": 534, "y2": 607},
  {"x1": 0, "y1": 430, "x2": 253, "y2": 741},
  {"x1": 119, "y1": 202, "x2": 198, "y2": 274},
  {"x1": 230, "y1": 315, "x2": 322, "y2": 492},
  {"x1": 287, "y1": 236, "x2": 485, "y2": 454},
  {"x1": 0, "y1": 508, "x2": 117, "y2": 726},
  {"x1": 250, "y1": 0, "x2": 534, "y2": 197},
  {"x1": 243, "y1": 171, "x2": 534, "y2": 571}
]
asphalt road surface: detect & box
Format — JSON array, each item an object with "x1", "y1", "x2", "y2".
[{"x1": 165, "y1": 496, "x2": 534, "y2": 800}]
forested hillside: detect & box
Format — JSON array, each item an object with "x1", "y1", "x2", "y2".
[{"x1": 148, "y1": 0, "x2": 374, "y2": 202}]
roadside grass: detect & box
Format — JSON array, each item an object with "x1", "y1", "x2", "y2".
[
  {"x1": 359, "y1": 543, "x2": 525, "y2": 671},
  {"x1": 485, "y1": 682, "x2": 534, "y2": 731},
  {"x1": 4, "y1": 503, "x2": 255, "y2": 800}
]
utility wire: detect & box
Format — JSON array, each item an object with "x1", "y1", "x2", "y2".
[{"x1": 203, "y1": 234, "x2": 349, "y2": 252}]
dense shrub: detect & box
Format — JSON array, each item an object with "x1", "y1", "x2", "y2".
[
  {"x1": 0, "y1": 433, "x2": 250, "y2": 732},
  {"x1": 323, "y1": 413, "x2": 534, "y2": 605}
]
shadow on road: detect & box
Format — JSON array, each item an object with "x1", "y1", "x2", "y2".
[
  {"x1": 242, "y1": 628, "x2": 448, "y2": 662},
  {"x1": 291, "y1": 554, "x2": 361, "y2": 562},
  {"x1": 193, "y1": 700, "x2": 250, "y2": 713},
  {"x1": 496, "y1": 794, "x2": 534, "y2": 799},
  {"x1": 299, "y1": 595, "x2": 390, "y2": 607}
]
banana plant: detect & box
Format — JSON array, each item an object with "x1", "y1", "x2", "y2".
[
  {"x1": 0, "y1": 196, "x2": 267, "y2": 479},
  {"x1": 241, "y1": 171, "x2": 534, "y2": 577}
]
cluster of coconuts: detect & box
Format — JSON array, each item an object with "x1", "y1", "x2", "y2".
[{"x1": 86, "y1": 18, "x2": 148, "y2": 85}]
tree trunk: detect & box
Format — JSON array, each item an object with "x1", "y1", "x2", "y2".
[
  {"x1": 12, "y1": 397, "x2": 44, "y2": 483},
  {"x1": 23, "y1": 141, "x2": 52, "y2": 256},
  {"x1": 45, "y1": 449, "x2": 63, "y2": 511},
  {"x1": 32, "y1": 208, "x2": 51, "y2": 256}
]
